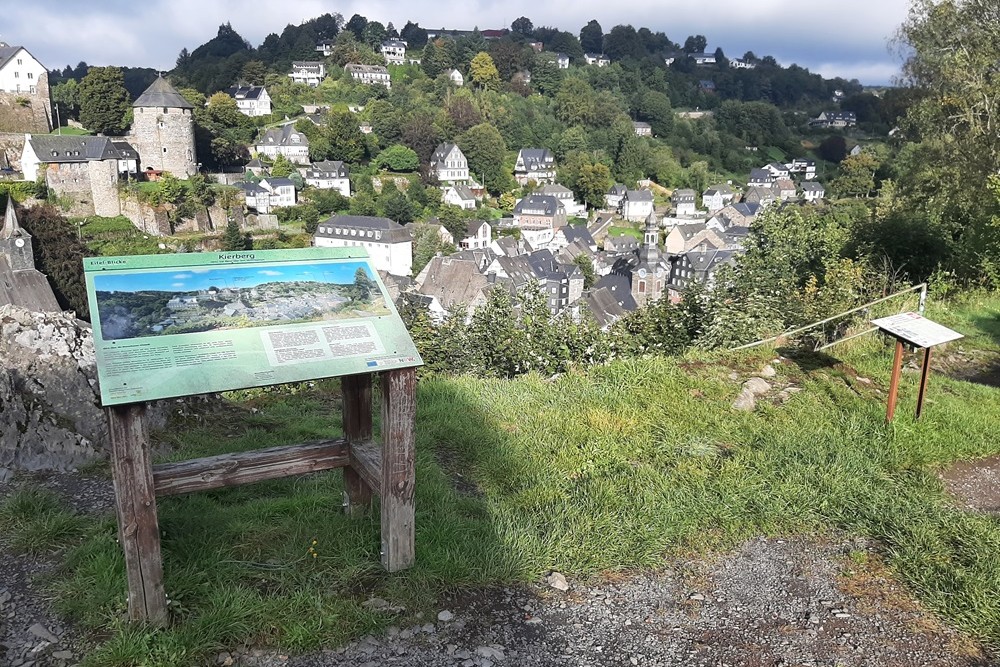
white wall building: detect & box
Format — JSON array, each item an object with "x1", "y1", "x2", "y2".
[
  {"x1": 345, "y1": 64, "x2": 391, "y2": 88},
  {"x1": 289, "y1": 61, "x2": 326, "y2": 87},
  {"x1": 430, "y1": 143, "x2": 469, "y2": 183},
  {"x1": 225, "y1": 85, "x2": 272, "y2": 117},
  {"x1": 313, "y1": 215, "x2": 413, "y2": 277},
  {"x1": 0, "y1": 43, "x2": 46, "y2": 94}
]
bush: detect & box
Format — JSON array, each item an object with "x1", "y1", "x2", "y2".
[{"x1": 16, "y1": 204, "x2": 93, "y2": 318}]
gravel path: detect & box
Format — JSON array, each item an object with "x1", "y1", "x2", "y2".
[{"x1": 0, "y1": 473, "x2": 993, "y2": 667}]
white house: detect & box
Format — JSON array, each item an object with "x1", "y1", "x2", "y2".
[
  {"x1": 345, "y1": 63, "x2": 391, "y2": 88},
  {"x1": 304, "y1": 160, "x2": 350, "y2": 197},
  {"x1": 255, "y1": 125, "x2": 310, "y2": 165},
  {"x1": 0, "y1": 42, "x2": 46, "y2": 95},
  {"x1": 787, "y1": 158, "x2": 817, "y2": 180},
  {"x1": 513, "y1": 194, "x2": 566, "y2": 248},
  {"x1": 605, "y1": 184, "x2": 628, "y2": 209},
  {"x1": 380, "y1": 39, "x2": 407, "y2": 65},
  {"x1": 620, "y1": 189, "x2": 655, "y2": 222},
  {"x1": 21, "y1": 135, "x2": 138, "y2": 182},
  {"x1": 460, "y1": 220, "x2": 492, "y2": 250},
  {"x1": 633, "y1": 121, "x2": 652, "y2": 137},
  {"x1": 430, "y1": 143, "x2": 469, "y2": 183},
  {"x1": 315, "y1": 40, "x2": 336, "y2": 57},
  {"x1": 288, "y1": 61, "x2": 326, "y2": 87},
  {"x1": 258, "y1": 178, "x2": 297, "y2": 207},
  {"x1": 448, "y1": 69, "x2": 464, "y2": 86},
  {"x1": 556, "y1": 53, "x2": 570, "y2": 69},
  {"x1": 801, "y1": 182, "x2": 826, "y2": 202},
  {"x1": 514, "y1": 148, "x2": 556, "y2": 185},
  {"x1": 730, "y1": 59, "x2": 756, "y2": 69},
  {"x1": 811, "y1": 111, "x2": 857, "y2": 128},
  {"x1": 313, "y1": 215, "x2": 413, "y2": 276},
  {"x1": 225, "y1": 85, "x2": 272, "y2": 117},
  {"x1": 584, "y1": 53, "x2": 610, "y2": 67},
  {"x1": 672, "y1": 189, "x2": 697, "y2": 216},
  {"x1": 443, "y1": 183, "x2": 477, "y2": 210},
  {"x1": 702, "y1": 184, "x2": 735, "y2": 212},
  {"x1": 536, "y1": 183, "x2": 585, "y2": 217},
  {"x1": 762, "y1": 162, "x2": 790, "y2": 179},
  {"x1": 692, "y1": 52, "x2": 717, "y2": 66}
]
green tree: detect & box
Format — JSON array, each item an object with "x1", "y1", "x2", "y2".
[
  {"x1": 270, "y1": 154, "x2": 295, "y2": 177},
  {"x1": 349, "y1": 191, "x2": 378, "y2": 216},
  {"x1": 577, "y1": 161, "x2": 613, "y2": 210},
  {"x1": 469, "y1": 52, "x2": 501, "y2": 90},
  {"x1": 511, "y1": 16, "x2": 534, "y2": 37},
  {"x1": 78, "y1": 66, "x2": 131, "y2": 135},
  {"x1": 240, "y1": 60, "x2": 268, "y2": 85},
  {"x1": 458, "y1": 122, "x2": 511, "y2": 194},
  {"x1": 573, "y1": 254, "x2": 597, "y2": 289},
  {"x1": 579, "y1": 19, "x2": 604, "y2": 54},
  {"x1": 361, "y1": 21, "x2": 387, "y2": 51},
  {"x1": 325, "y1": 111, "x2": 367, "y2": 162},
  {"x1": 555, "y1": 78, "x2": 596, "y2": 126},
  {"x1": 375, "y1": 144, "x2": 420, "y2": 172},
  {"x1": 531, "y1": 53, "x2": 564, "y2": 95},
  {"x1": 636, "y1": 90, "x2": 673, "y2": 136},
  {"x1": 221, "y1": 217, "x2": 249, "y2": 250},
  {"x1": 832, "y1": 151, "x2": 879, "y2": 198}
]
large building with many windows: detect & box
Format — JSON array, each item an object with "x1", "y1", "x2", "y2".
[{"x1": 0, "y1": 42, "x2": 51, "y2": 133}]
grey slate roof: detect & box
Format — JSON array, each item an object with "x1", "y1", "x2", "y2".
[
  {"x1": 314, "y1": 215, "x2": 411, "y2": 243},
  {"x1": 310, "y1": 160, "x2": 348, "y2": 177},
  {"x1": 604, "y1": 235, "x2": 640, "y2": 254},
  {"x1": 226, "y1": 85, "x2": 267, "y2": 100},
  {"x1": 583, "y1": 285, "x2": 630, "y2": 328},
  {"x1": 560, "y1": 225, "x2": 595, "y2": 247},
  {"x1": 593, "y1": 273, "x2": 638, "y2": 311},
  {"x1": 801, "y1": 182, "x2": 825, "y2": 192},
  {"x1": 625, "y1": 189, "x2": 654, "y2": 202},
  {"x1": 258, "y1": 124, "x2": 309, "y2": 148},
  {"x1": 672, "y1": 189, "x2": 696, "y2": 203},
  {"x1": 381, "y1": 39, "x2": 407, "y2": 48},
  {"x1": 704, "y1": 184, "x2": 734, "y2": 197},
  {"x1": 536, "y1": 183, "x2": 573, "y2": 198},
  {"x1": 27, "y1": 136, "x2": 138, "y2": 163},
  {"x1": 451, "y1": 183, "x2": 476, "y2": 201},
  {"x1": 133, "y1": 76, "x2": 194, "y2": 109},
  {"x1": 749, "y1": 168, "x2": 772, "y2": 182},
  {"x1": 514, "y1": 194, "x2": 562, "y2": 216},
  {"x1": 262, "y1": 177, "x2": 295, "y2": 188},
  {"x1": 418, "y1": 257, "x2": 491, "y2": 309},
  {"x1": 517, "y1": 148, "x2": 554, "y2": 170},
  {"x1": 465, "y1": 219, "x2": 489, "y2": 237},
  {"x1": 431, "y1": 142, "x2": 461, "y2": 164}
]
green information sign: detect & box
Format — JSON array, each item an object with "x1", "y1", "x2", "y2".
[{"x1": 84, "y1": 248, "x2": 422, "y2": 406}]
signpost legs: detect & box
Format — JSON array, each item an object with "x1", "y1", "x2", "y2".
[
  {"x1": 915, "y1": 347, "x2": 932, "y2": 420},
  {"x1": 106, "y1": 404, "x2": 168, "y2": 626},
  {"x1": 380, "y1": 368, "x2": 417, "y2": 572},
  {"x1": 886, "y1": 339, "x2": 905, "y2": 422},
  {"x1": 341, "y1": 373, "x2": 374, "y2": 515}
]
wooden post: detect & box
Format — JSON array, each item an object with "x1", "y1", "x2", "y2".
[
  {"x1": 107, "y1": 404, "x2": 169, "y2": 626},
  {"x1": 342, "y1": 373, "x2": 373, "y2": 515},
  {"x1": 885, "y1": 339, "x2": 905, "y2": 423},
  {"x1": 380, "y1": 368, "x2": 417, "y2": 572},
  {"x1": 915, "y1": 347, "x2": 932, "y2": 420}
]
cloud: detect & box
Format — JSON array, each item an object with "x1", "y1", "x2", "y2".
[
  {"x1": 173, "y1": 273, "x2": 192, "y2": 279},
  {"x1": 171, "y1": 282, "x2": 186, "y2": 288},
  {"x1": 258, "y1": 270, "x2": 283, "y2": 276},
  {"x1": 10, "y1": 0, "x2": 910, "y2": 84}
]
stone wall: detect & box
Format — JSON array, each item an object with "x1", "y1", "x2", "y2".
[
  {"x1": 88, "y1": 159, "x2": 122, "y2": 217},
  {"x1": 0, "y1": 132, "x2": 26, "y2": 172},
  {"x1": 129, "y1": 106, "x2": 197, "y2": 177},
  {"x1": 0, "y1": 73, "x2": 51, "y2": 134}
]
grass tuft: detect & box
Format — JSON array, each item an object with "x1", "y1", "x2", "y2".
[{"x1": 0, "y1": 486, "x2": 86, "y2": 554}]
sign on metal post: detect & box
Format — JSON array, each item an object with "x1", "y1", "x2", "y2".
[
  {"x1": 871, "y1": 312, "x2": 963, "y2": 422},
  {"x1": 84, "y1": 248, "x2": 422, "y2": 624}
]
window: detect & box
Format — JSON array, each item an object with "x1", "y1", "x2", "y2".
[
  {"x1": 163, "y1": 148, "x2": 168, "y2": 153},
  {"x1": 162, "y1": 107, "x2": 168, "y2": 114},
  {"x1": 13, "y1": 72, "x2": 18, "y2": 78},
  {"x1": 16, "y1": 58, "x2": 22, "y2": 65},
  {"x1": 158, "y1": 121, "x2": 165, "y2": 128},
  {"x1": 29, "y1": 85, "x2": 35, "y2": 93},
  {"x1": 27, "y1": 72, "x2": 33, "y2": 79}
]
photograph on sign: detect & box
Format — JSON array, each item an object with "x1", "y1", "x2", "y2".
[
  {"x1": 871, "y1": 312, "x2": 964, "y2": 349},
  {"x1": 84, "y1": 248, "x2": 422, "y2": 406}
]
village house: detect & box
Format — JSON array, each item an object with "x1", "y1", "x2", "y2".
[
  {"x1": 313, "y1": 215, "x2": 413, "y2": 276},
  {"x1": 633, "y1": 121, "x2": 653, "y2": 137},
  {"x1": 315, "y1": 40, "x2": 336, "y2": 57},
  {"x1": 669, "y1": 248, "x2": 737, "y2": 291},
  {"x1": 584, "y1": 53, "x2": 610, "y2": 67},
  {"x1": 527, "y1": 41, "x2": 544, "y2": 53},
  {"x1": 672, "y1": 189, "x2": 697, "y2": 216},
  {"x1": 742, "y1": 186, "x2": 777, "y2": 208},
  {"x1": 288, "y1": 61, "x2": 326, "y2": 87},
  {"x1": 665, "y1": 222, "x2": 728, "y2": 255},
  {"x1": 772, "y1": 178, "x2": 797, "y2": 200},
  {"x1": 549, "y1": 224, "x2": 597, "y2": 255},
  {"x1": 605, "y1": 184, "x2": 628, "y2": 209},
  {"x1": 748, "y1": 168, "x2": 774, "y2": 187},
  {"x1": 514, "y1": 148, "x2": 556, "y2": 185},
  {"x1": 787, "y1": 157, "x2": 817, "y2": 180},
  {"x1": 242, "y1": 177, "x2": 296, "y2": 212},
  {"x1": 702, "y1": 184, "x2": 735, "y2": 212},
  {"x1": 556, "y1": 53, "x2": 570, "y2": 69},
  {"x1": 460, "y1": 220, "x2": 492, "y2": 250},
  {"x1": 380, "y1": 39, "x2": 408, "y2": 65},
  {"x1": 0, "y1": 41, "x2": 52, "y2": 133},
  {"x1": 620, "y1": 189, "x2": 655, "y2": 222},
  {"x1": 513, "y1": 193, "x2": 566, "y2": 248},
  {"x1": 448, "y1": 69, "x2": 464, "y2": 86},
  {"x1": 730, "y1": 58, "x2": 756, "y2": 69},
  {"x1": 255, "y1": 125, "x2": 310, "y2": 165},
  {"x1": 430, "y1": 143, "x2": 470, "y2": 183},
  {"x1": 303, "y1": 160, "x2": 350, "y2": 197},
  {"x1": 415, "y1": 256, "x2": 492, "y2": 322},
  {"x1": 692, "y1": 52, "x2": 717, "y2": 65},
  {"x1": 345, "y1": 63, "x2": 391, "y2": 88},
  {"x1": 442, "y1": 183, "x2": 477, "y2": 210},
  {"x1": 811, "y1": 111, "x2": 857, "y2": 128},
  {"x1": 225, "y1": 85, "x2": 272, "y2": 117},
  {"x1": 244, "y1": 158, "x2": 268, "y2": 178},
  {"x1": 801, "y1": 182, "x2": 826, "y2": 202},
  {"x1": 763, "y1": 162, "x2": 790, "y2": 179},
  {"x1": 536, "y1": 183, "x2": 585, "y2": 217}
]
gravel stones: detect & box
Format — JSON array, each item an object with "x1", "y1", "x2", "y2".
[{"x1": 545, "y1": 572, "x2": 569, "y2": 591}]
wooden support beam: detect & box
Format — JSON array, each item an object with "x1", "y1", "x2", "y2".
[
  {"x1": 342, "y1": 373, "x2": 374, "y2": 515},
  {"x1": 915, "y1": 347, "x2": 932, "y2": 420},
  {"x1": 107, "y1": 404, "x2": 169, "y2": 626},
  {"x1": 886, "y1": 339, "x2": 905, "y2": 422},
  {"x1": 152, "y1": 439, "x2": 349, "y2": 497},
  {"x1": 380, "y1": 367, "x2": 417, "y2": 572},
  {"x1": 349, "y1": 440, "x2": 382, "y2": 495}
]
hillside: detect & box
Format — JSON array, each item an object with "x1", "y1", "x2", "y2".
[{"x1": 1, "y1": 293, "x2": 998, "y2": 665}]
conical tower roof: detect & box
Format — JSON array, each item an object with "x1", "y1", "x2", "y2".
[
  {"x1": 1, "y1": 200, "x2": 24, "y2": 240},
  {"x1": 133, "y1": 75, "x2": 194, "y2": 109}
]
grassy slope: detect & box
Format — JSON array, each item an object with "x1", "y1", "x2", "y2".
[{"x1": 3, "y1": 294, "x2": 999, "y2": 666}]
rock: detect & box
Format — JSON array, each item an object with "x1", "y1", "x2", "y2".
[
  {"x1": 546, "y1": 571, "x2": 570, "y2": 591},
  {"x1": 732, "y1": 388, "x2": 756, "y2": 412},
  {"x1": 744, "y1": 377, "x2": 771, "y2": 395},
  {"x1": 215, "y1": 653, "x2": 234, "y2": 666},
  {"x1": 52, "y1": 652, "x2": 74, "y2": 660},
  {"x1": 477, "y1": 646, "x2": 506, "y2": 660},
  {"x1": 437, "y1": 609, "x2": 454, "y2": 622},
  {"x1": 421, "y1": 623, "x2": 435, "y2": 633},
  {"x1": 27, "y1": 623, "x2": 59, "y2": 644},
  {"x1": 688, "y1": 593, "x2": 705, "y2": 601},
  {"x1": 362, "y1": 597, "x2": 389, "y2": 610},
  {"x1": 759, "y1": 365, "x2": 777, "y2": 378},
  {"x1": 856, "y1": 377, "x2": 872, "y2": 385},
  {"x1": 525, "y1": 616, "x2": 542, "y2": 625}
]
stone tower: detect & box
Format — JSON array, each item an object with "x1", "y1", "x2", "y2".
[
  {"x1": 0, "y1": 200, "x2": 35, "y2": 271},
  {"x1": 130, "y1": 75, "x2": 196, "y2": 177},
  {"x1": 632, "y1": 211, "x2": 666, "y2": 307}
]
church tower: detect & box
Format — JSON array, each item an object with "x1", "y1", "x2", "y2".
[
  {"x1": 0, "y1": 201, "x2": 35, "y2": 271},
  {"x1": 632, "y1": 211, "x2": 666, "y2": 307},
  {"x1": 130, "y1": 75, "x2": 197, "y2": 177}
]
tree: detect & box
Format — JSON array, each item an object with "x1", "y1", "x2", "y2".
[
  {"x1": 240, "y1": 60, "x2": 268, "y2": 85},
  {"x1": 555, "y1": 78, "x2": 596, "y2": 126},
  {"x1": 832, "y1": 151, "x2": 879, "y2": 198},
  {"x1": 579, "y1": 19, "x2": 604, "y2": 54},
  {"x1": 380, "y1": 187, "x2": 415, "y2": 223},
  {"x1": 532, "y1": 53, "x2": 564, "y2": 95},
  {"x1": 361, "y1": 21, "x2": 387, "y2": 51},
  {"x1": 636, "y1": 90, "x2": 673, "y2": 136},
  {"x1": 221, "y1": 217, "x2": 249, "y2": 251},
  {"x1": 818, "y1": 135, "x2": 848, "y2": 163},
  {"x1": 577, "y1": 161, "x2": 613, "y2": 210},
  {"x1": 683, "y1": 35, "x2": 708, "y2": 54},
  {"x1": 325, "y1": 111, "x2": 367, "y2": 162},
  {"x1": 400, "y1": 21, "x2": 429, "y2": 49},
  {"x1": 375, "y1": 145, "x2": 420, "y2": 172},
  {"x1": 345, "y1": 14, "x2": 368, "y2": 39},
  {"x1": 51, "y1": 79, "x2": 80, "y2": 122},
  {"x1": 458, "y1": 122, "x2": 510, "y2": 194},
  {"x1": 401, "y1": 112, "x2": 443, "y2": 165},
  {"x1": 511, "y1": 17, "x2": 534, "y2": 37},
  {"x1": 604, "y1": 25, "x2": 643, "y2": 61},
  {"x1": 469, "y1": 52, "x2": 501, "y2": 90},
  {"x1": 78, "y1": 66, "x2": 131, "y2": 135},
  {"x1": 573, "y1": 254, "x2": 597, "y2": 289},
  {"x1": 270, "y1": 154, "x2": 295, "y2": 177},
  {"x1": 349, "y1": 191, "x2": 378, "y2": 216}
]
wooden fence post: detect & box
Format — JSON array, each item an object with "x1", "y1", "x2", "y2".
[
  {"x1": 380, "y1": 368, "x2": 416, "y2": 572},
  {"x1": 107, "y1": 404, "x2": 169, "y2": 626},
  {"x1": 886, "y1": 339, "x2": 905, "y2": 422},
  {"x1": 342, "y1": 373, "x2": 373, "y2": 515}
]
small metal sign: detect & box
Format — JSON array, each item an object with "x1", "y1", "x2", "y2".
[{"x1": 871, "y1": 312, "x2": 963, "y2": 421}]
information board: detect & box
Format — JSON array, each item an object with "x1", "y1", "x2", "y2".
[
  {"x1": 871, "y1": 312, "x2": 964, "y2": 348},
  {"x1": 84, "y1": 248, "x2": 422, "y2": 406}
]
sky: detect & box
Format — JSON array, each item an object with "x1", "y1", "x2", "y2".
[
  {"x1": 3, "y1": 0, "x2": 912, "y2": 85},
  {"x1": 93, "y1": 261, "x2": 371, "y2": 293}
]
